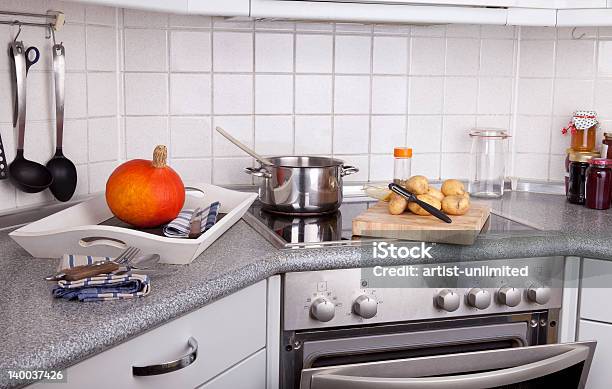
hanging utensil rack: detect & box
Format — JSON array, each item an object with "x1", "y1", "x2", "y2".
[{"x1": 0, "y1": 10, "x2": 64, "y2": 31}]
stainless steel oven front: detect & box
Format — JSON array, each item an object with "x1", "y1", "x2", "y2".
[{"x1": 280, "y1": 258, "x2": 596, "y2": 389}]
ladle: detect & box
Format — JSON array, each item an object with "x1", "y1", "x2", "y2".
[
  {"x1": 215, "y1": 126, "x2": 273, "y2": 166},
  {"x1": 46, "y1": 42, "x2": 77, "y2": 202},
  {"x1": 8, "y1": 41, "x2": 53, "y2": 193}
]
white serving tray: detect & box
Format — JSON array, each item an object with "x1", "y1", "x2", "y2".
[{"x1": 10, "y1": 183, "x2": 258, "y2": 265}]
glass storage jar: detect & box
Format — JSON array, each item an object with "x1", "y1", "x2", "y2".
[
  {"x1": 393, "y1": 147, "x2": 412, "y2": 187},
  {"x1": 468, "y1": 129, "x2": 510, "y2": 198},
  {"x1": 585, "y1": 158, "x2": 612, "y2": 210},
  {"x1": 570, "y1": 125, "x2": 597, "y2": 152},
  {"x1": 567, "y1": 151, "x2": 599, "y2": 204},
  {"x1": 604, "y1": 133, "x2": 612, "y2": 160}
]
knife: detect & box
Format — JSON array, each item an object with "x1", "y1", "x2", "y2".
[
  {"x1": 46, "y1": 261, "x2": 120, "y2": 281},
  {"x1": 388, "y1": 183, "x2": 452, "y2": 224},
  {"x1": 188, "y1": 207, "x2": 203, "y2": 239}
]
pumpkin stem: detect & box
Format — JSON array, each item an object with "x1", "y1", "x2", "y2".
[{"x1": 152, "y1": 145, "x2": 168, "y2": 168}]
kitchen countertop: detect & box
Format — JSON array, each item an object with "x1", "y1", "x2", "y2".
[{"x1": 1, "y1": 191, "x2": 611, "y2": 388}]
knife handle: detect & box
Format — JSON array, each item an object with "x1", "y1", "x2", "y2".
[{"x1": 62, "y1": 262, "x2": 120, "y2": 281}]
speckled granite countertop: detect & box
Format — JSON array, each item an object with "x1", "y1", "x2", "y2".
[{"x1": 1, "y1": 191, "x2": 610, "y2": 388}]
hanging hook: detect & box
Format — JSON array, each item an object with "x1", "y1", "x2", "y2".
[
  {"x1": 571, "y1": 27, "x2": 586, "y2": 40},
  {"x1": 12, "y1": 21, "x2": 22, "y2": 42}
]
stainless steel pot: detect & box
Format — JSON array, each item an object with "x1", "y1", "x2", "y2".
[{"x1": 245, "y1": 156, "x2": 358, "y2": 215}]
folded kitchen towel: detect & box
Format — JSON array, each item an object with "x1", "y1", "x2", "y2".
[
  {"x1": 52, "y1": 254, "x2": 150, "y2": 302},
  {"x1": 163, "y1": 202, "x2": 221, "y2": 238}
]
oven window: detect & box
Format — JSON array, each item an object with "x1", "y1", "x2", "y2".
[{"x1": 311, "y1": 338, "x2": 519, "y2": 368}]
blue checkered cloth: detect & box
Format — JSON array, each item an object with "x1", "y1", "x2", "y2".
[
  {"x1": 163, "y1": 202, "x2": 221, "y2": 238},
  {"x1": 52, "y1": 255, "x2": 151, "y2": 302}
]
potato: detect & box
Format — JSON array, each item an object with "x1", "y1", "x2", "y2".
[
  {"x1": 408, "y1": 194, "x2": 442, "y2": 216},
  {"x1": 442, "y1": 195, "x2": 470, "y2": 216},
  {"x1": 388, "y1": 193, "x2": 408, "y2": 215},
  {"x1": 441, "y1": 179, "x2": 466, "y2": 196},
  {"x1": 427, "y1": 187, "x2": 445, "y2": 202},
  {"x1": 405, "y1": 175, "x2": 429, "y2": 195}
]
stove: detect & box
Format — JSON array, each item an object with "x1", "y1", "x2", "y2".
[{"x1": 243, "y1": 197, "x2": 537, "y2": 249}]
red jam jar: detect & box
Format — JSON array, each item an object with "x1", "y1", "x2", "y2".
[
  {"x1": 605, "y1": 133, "x2": 612, "y2": 159},
  {"x1": 585, "y1": 158, "x2": 612, "y2": 210}
]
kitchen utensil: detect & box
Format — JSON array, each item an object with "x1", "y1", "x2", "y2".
[
  {"x1": 188, "y1": 207, "x2": 202, "y2": 239},
  {"x1": 8, "y1": 41, "x2": 53, "y2": 193},
  {"x1": 245, "y1": 156, "x2": 359, "y2": 215},
  {"x1": 46, "y1": 253, "x2": 162, "y2": 282},
  {"x1": 11, "y1": 46, "x2": 39, "y2": 128},
  {"x1": 45, "y1": 246, "x2": 141, "y2": 281},
  {"x1": 388, "y1": 183, "x2": 452, "y2": 224},
  {"x1": 0, "y1": 132, "x2": 7, "y2": 179},
  {"x1": 46, "y1": 43, "x2": 77, "y2": 202},
  {"x1": 352, "y1": 201, "x2": 491, "y2": 245},
  {"x1": 215, "y1": 126, "x2": 273, "y2": 166},
  {"x1": 468, "y1": 129, "x2": 510, "y2": 198}
]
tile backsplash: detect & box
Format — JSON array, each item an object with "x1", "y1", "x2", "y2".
[{"x1": 0, "y1": 0, "x2": 611, "y2": 213}]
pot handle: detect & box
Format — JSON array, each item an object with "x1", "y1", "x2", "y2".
[
  {"x1": 341, "y1": 165, "x2": 359, "y2": 177},
  {"x1": 245, "y1": 166, "x2": 272, "y2": 178}
]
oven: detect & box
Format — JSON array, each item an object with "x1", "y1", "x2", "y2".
[{"x1": 280, "y1": 258, "x2": 596, "y2": 389}]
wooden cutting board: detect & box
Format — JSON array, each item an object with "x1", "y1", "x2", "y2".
[{"x1": 352, "y1": 201, "x2": 491, "y2": 245}]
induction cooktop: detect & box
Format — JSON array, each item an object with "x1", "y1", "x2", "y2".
[{"x1": 242, "y1": 197, "x2": 537, "y2": 249}]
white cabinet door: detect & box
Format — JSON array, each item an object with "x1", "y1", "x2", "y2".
[
  {"x1": 251, "y1": 0, "x2": 508, "y2": 25},
  {"x1": 68, "y1": 0, "x2": 188, "y2": 14},
  {"x1": 188, "y1": 0, "x2": 250, "y2": 16},
  {"x1": 30, "y1": 281, "x2": 266, "y2": 389},
  {"x1": 580, "y1": 259, "x2": 612, "y2": 324},
  {"x1": 197, "y1": 350, "x2": 266, "y2": 389},
  {"x1": 579, "y1": 320, "x2": 612, "y2": 389}
]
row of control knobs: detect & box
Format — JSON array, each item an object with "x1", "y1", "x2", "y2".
[
  {"x1": 437, "y1": 287, "x2": 550, "y2": 311},
  {"x1": 310, "y1": 287, "x2": 551, "y2": 322}
]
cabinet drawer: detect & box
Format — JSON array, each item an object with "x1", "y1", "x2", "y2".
[
  {"x1": 32, "y1": 280, "x2": 266, "y2": 389},
  {"x1": 580, "y1": 259, "x2": 612, "y2": 324},
  {"x1": 197, "y1": 349, "x2": 266, "y2": 389},
  {"x1": 579, "y1": 320, "x2": 612, "y2": 389}
]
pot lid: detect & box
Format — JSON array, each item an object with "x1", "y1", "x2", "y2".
[{"x1": 572, "y1": 110, "x2": 598, "y2": 130}]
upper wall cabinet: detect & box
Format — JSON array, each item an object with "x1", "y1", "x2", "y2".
[
  {"x1": 250, "y1": 0, "x2": 508, "y2": 25},
  {"x1": 67, "y1": 0, "x2": 250, "y2": 16}
]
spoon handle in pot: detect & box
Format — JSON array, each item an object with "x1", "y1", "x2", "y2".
[
  {"x1": 52, "y1": 44, "x2": 65, "y2": 151},
  {"x1": 11, "y1": 42, "x2": 27, "y2": 152}
]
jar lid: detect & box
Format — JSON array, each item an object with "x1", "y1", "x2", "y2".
[
  {"x1": 605, "y1": 132, "x2": 612, "y2": 139},
  {"x1": 394, "y1": 147, "x2": 412, "y2": 158},
  {"x1": 569, "y1": 151, "x2": 600, "y2": 162},
  {"x1": 469, "y1": 129, "x2": 510, "y2": 139},
  {"x1": 590, "y1": 158, "x2": 612, "y2": 166},
  {"x1": 572, "y1": 110, "x2": 598, "y2": 130}
]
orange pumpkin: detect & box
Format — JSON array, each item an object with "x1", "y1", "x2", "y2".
[{"x1": 106, "y1": 145, "x2": 185, "y2": 228}]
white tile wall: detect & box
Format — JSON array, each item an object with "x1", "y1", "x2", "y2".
[
  {"x1": 0, "y1": 1, "x2": 120, "y2": 213},
  {"x1": 3, "y1": 0, "x2": 612, "y2": 214}
]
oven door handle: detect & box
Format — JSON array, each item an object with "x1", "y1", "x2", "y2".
[{"x1": 309, "y1": 345, "x2": 589, "y2": 389}]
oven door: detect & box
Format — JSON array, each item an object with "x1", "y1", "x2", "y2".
[{"x1": 300, "y1": 341, "x2": 596, "y2": 389}]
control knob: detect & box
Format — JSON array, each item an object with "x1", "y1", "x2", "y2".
[
  {"x1": 353, "y1": 295, "x2": 378, "y2": 319},
  {"x1": 467, "y1": 288, "x2": 491, "y2": 310},
  {"x1": 527, "y1": 287, "x2": 551, "y2": 305},
  {"x1": 435, "y1": 289, "x2": 460, "y2": 312},
  {"x1": 498, "y1": 287, "x2": 522, "y2": 307},
  {"x1": 310, "y1": 297, "x2": 335, "y2": 322}
]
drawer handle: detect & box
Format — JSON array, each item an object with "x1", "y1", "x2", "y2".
[{"x1": 132, "y1": 337, "x2": 198, "y2": 377}]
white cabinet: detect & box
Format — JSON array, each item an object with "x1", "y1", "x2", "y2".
[
  {"x1": 30, "y1": 280, "x2": 267, "y2": 389},
  {"x1": 66, "y1": 0, "x2": 250, "y2": 16},
  {"x1": 251, "y1": 0, "x2": 508, "y2": 25},
  {"x1": 187, "y1": 0, "x2": 250, "y2": 16},
  {"x1": 579, "y1": 320, "x2": 612, "y2": 389},
  {"x1": 197, "y1": 349, "x2": 266, "y2": 389},
  {"x1": 576, "y1": 258, "x2": 612, "y2": 389}
]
